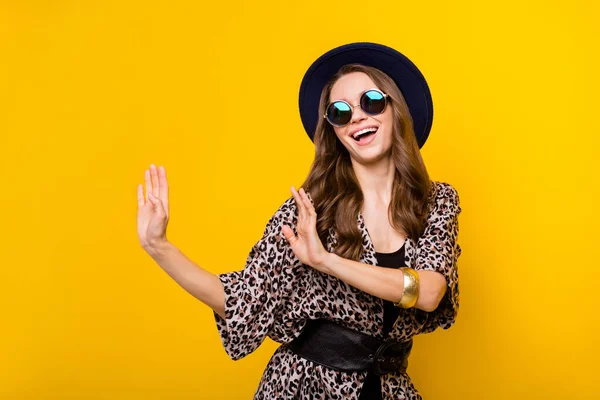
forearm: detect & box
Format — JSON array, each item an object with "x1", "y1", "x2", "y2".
[
  {"x1": 323, "y1": 253, "x2": 446, "y2": 312},
  {"x1": 145, "y1": 241, "x2": 226, "y2": 319}
]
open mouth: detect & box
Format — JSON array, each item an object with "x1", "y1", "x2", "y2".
[{"x1": 351, "y1": 127, "x2": 378, "y2": 144}]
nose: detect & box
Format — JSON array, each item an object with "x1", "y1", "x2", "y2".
[{"x1": 350, "y1": 103, "x2": 367, "y2": 124}]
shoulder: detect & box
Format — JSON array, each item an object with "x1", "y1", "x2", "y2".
[
  {"x1": 274, "y1": 196, "x2": 298, "y2": 223},
  {"x1": 261, "y1": 196, "x2": 298, "y2": 236},
  {"x1": 431, "y1": 181, "x2": 459, "y2": 201},
  {"x1": 428, "y1": 181, "x2": 461, "y2": 216}
]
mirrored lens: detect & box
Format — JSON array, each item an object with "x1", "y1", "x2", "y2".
[
  {"x1": 361, "y1": 90, "x2": 386, "y2": 115},
  {"x1": 327, "y1": 101, "x2": 352, "y2": 126}
]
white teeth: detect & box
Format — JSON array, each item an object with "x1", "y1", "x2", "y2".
[{"x1": 352, "y1": 127, "x2": 378, "y2": 139}]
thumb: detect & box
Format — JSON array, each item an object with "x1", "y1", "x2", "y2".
[
  {"x1": 148, "y1": 193, "x2": 164, "y2": 215},
  {"x1": 281, "y1": 224, "x2": 296, "y2": 243}
]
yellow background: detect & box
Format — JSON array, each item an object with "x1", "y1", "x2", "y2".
[{"x1": 1, "y1": 1, "x2": 599, "y2": 399}]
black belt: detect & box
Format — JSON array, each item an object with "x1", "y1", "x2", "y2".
[{"x1": 285, "y1": 319, "x2": 412, "y2": 376}]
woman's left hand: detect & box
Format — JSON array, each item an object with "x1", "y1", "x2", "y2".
[{"x1": 282, "y1": 186, "x2": 331, "y2": 272}]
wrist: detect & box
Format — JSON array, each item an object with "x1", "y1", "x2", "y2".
[
  {"x1": 318, "y1": 251, "x2": 338, "y2": 275},
  {"x1": 145, "y1": 239, "x2": 173, "y2": 258},
  {"x1": 394, "y1": 267, "x2": 420, "y2": 309}
]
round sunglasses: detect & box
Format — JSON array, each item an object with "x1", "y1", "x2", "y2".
[{"x1": 324, "y1": 88, "x2": 389, "y2": 127}]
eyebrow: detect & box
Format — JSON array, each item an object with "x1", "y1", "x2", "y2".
[
  {"x1": 330, "y1": 88, "x2": 379, "y2": 103},
  {"x1": 330, "y1": 93, "x2": 359, "y2": 103}
]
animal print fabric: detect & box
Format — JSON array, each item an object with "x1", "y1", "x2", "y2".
[{"x1": 213, "y1": 181, "x2": 462, "y2": 399}]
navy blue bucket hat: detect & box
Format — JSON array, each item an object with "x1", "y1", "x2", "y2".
[{"x1": 298, "y1": 42, "x2": 434, "y2": 148}]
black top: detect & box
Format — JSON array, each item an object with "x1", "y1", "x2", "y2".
[{"x1": 358, "y1": 242, "x2": 406, "y2": 400}]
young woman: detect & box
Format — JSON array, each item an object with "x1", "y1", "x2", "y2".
[{"x1": 137, "y1": 42, "x2": 462, "y2": 399}]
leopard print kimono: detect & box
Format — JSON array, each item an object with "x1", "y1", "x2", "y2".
[{"x1": 213, "y1": 181, "x2": 461, "y2": 399}]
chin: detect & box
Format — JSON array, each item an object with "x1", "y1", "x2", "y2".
[{"x1": 353, "y1": 147, "x2": 390, "y2": 164}]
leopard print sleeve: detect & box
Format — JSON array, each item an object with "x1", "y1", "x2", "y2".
[
  {"x1": 212, "y1": 198, "x2": 303, "y2": 361},
  {"x1": 414, "y1": 181, "x2": 462, "y2": 333}
]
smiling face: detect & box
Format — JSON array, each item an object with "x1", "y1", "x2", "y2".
[{"x1": 328, "y1": 71, "x2": 394, "y2": 164}]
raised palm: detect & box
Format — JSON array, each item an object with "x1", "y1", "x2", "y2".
[
  {"x1": 137, "y1": 164, "x2": 170, "y2": 250},
  {"x1": 281, "y1": 186, "x2": 329, "y2": 271}
]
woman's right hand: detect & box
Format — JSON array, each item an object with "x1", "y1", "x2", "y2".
[{"x1": 137, "y1": 164, "x2": 170, "y2": 251}]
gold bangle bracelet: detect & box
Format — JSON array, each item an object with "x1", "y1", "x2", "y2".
[{"x1": 394, "y1": 267, "x2": 420, "y2": 308}]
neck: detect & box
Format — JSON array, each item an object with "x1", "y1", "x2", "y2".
[{"x1": 351, "y1": 154, "x2": 395, "y2": 205}]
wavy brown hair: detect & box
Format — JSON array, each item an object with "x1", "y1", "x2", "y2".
[{"x1": 300, "y1": 64, "x2": 432, "y2": 261}]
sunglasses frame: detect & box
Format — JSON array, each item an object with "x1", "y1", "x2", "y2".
[{"x1": 324, "y1": 88, "x2": 389, "y2": 127}]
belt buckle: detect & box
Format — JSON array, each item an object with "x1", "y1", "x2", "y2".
[{"x1": 370, "y1": 338, "x2": 412, "y2": 376}]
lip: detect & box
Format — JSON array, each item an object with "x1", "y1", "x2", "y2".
[
  {"x1": 348, "y1": 125, "x2": 379, "y2": 138},
  {"x1": 348, "y1": 125, "x2": 379, "y2": 146}
]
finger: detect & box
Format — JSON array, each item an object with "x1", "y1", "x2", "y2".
[
  {"x1": 291, "y1": 186, "x2": 306, "y2": 220},
  {"x1": 137, "y1": 184, "x2": 144, "y2": 208},
  {"x1": 299, "y1": 188, "x2": 316, "y2": 217},
  {"x1": 281, "y1": 224, "x2": 298, "y2": 244},
  {"x1": 148, "y1": 193, "x2": 165, "y2": 216},
  {"x1": 158, "y1": 165, "x2": 169, "y2": 217},
  {"x1": 144, "y1": 169, "x2": 151, "y2": 202},
  {"x1": 150, "y1": 164, "x2": 160, "y2": 197}
]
